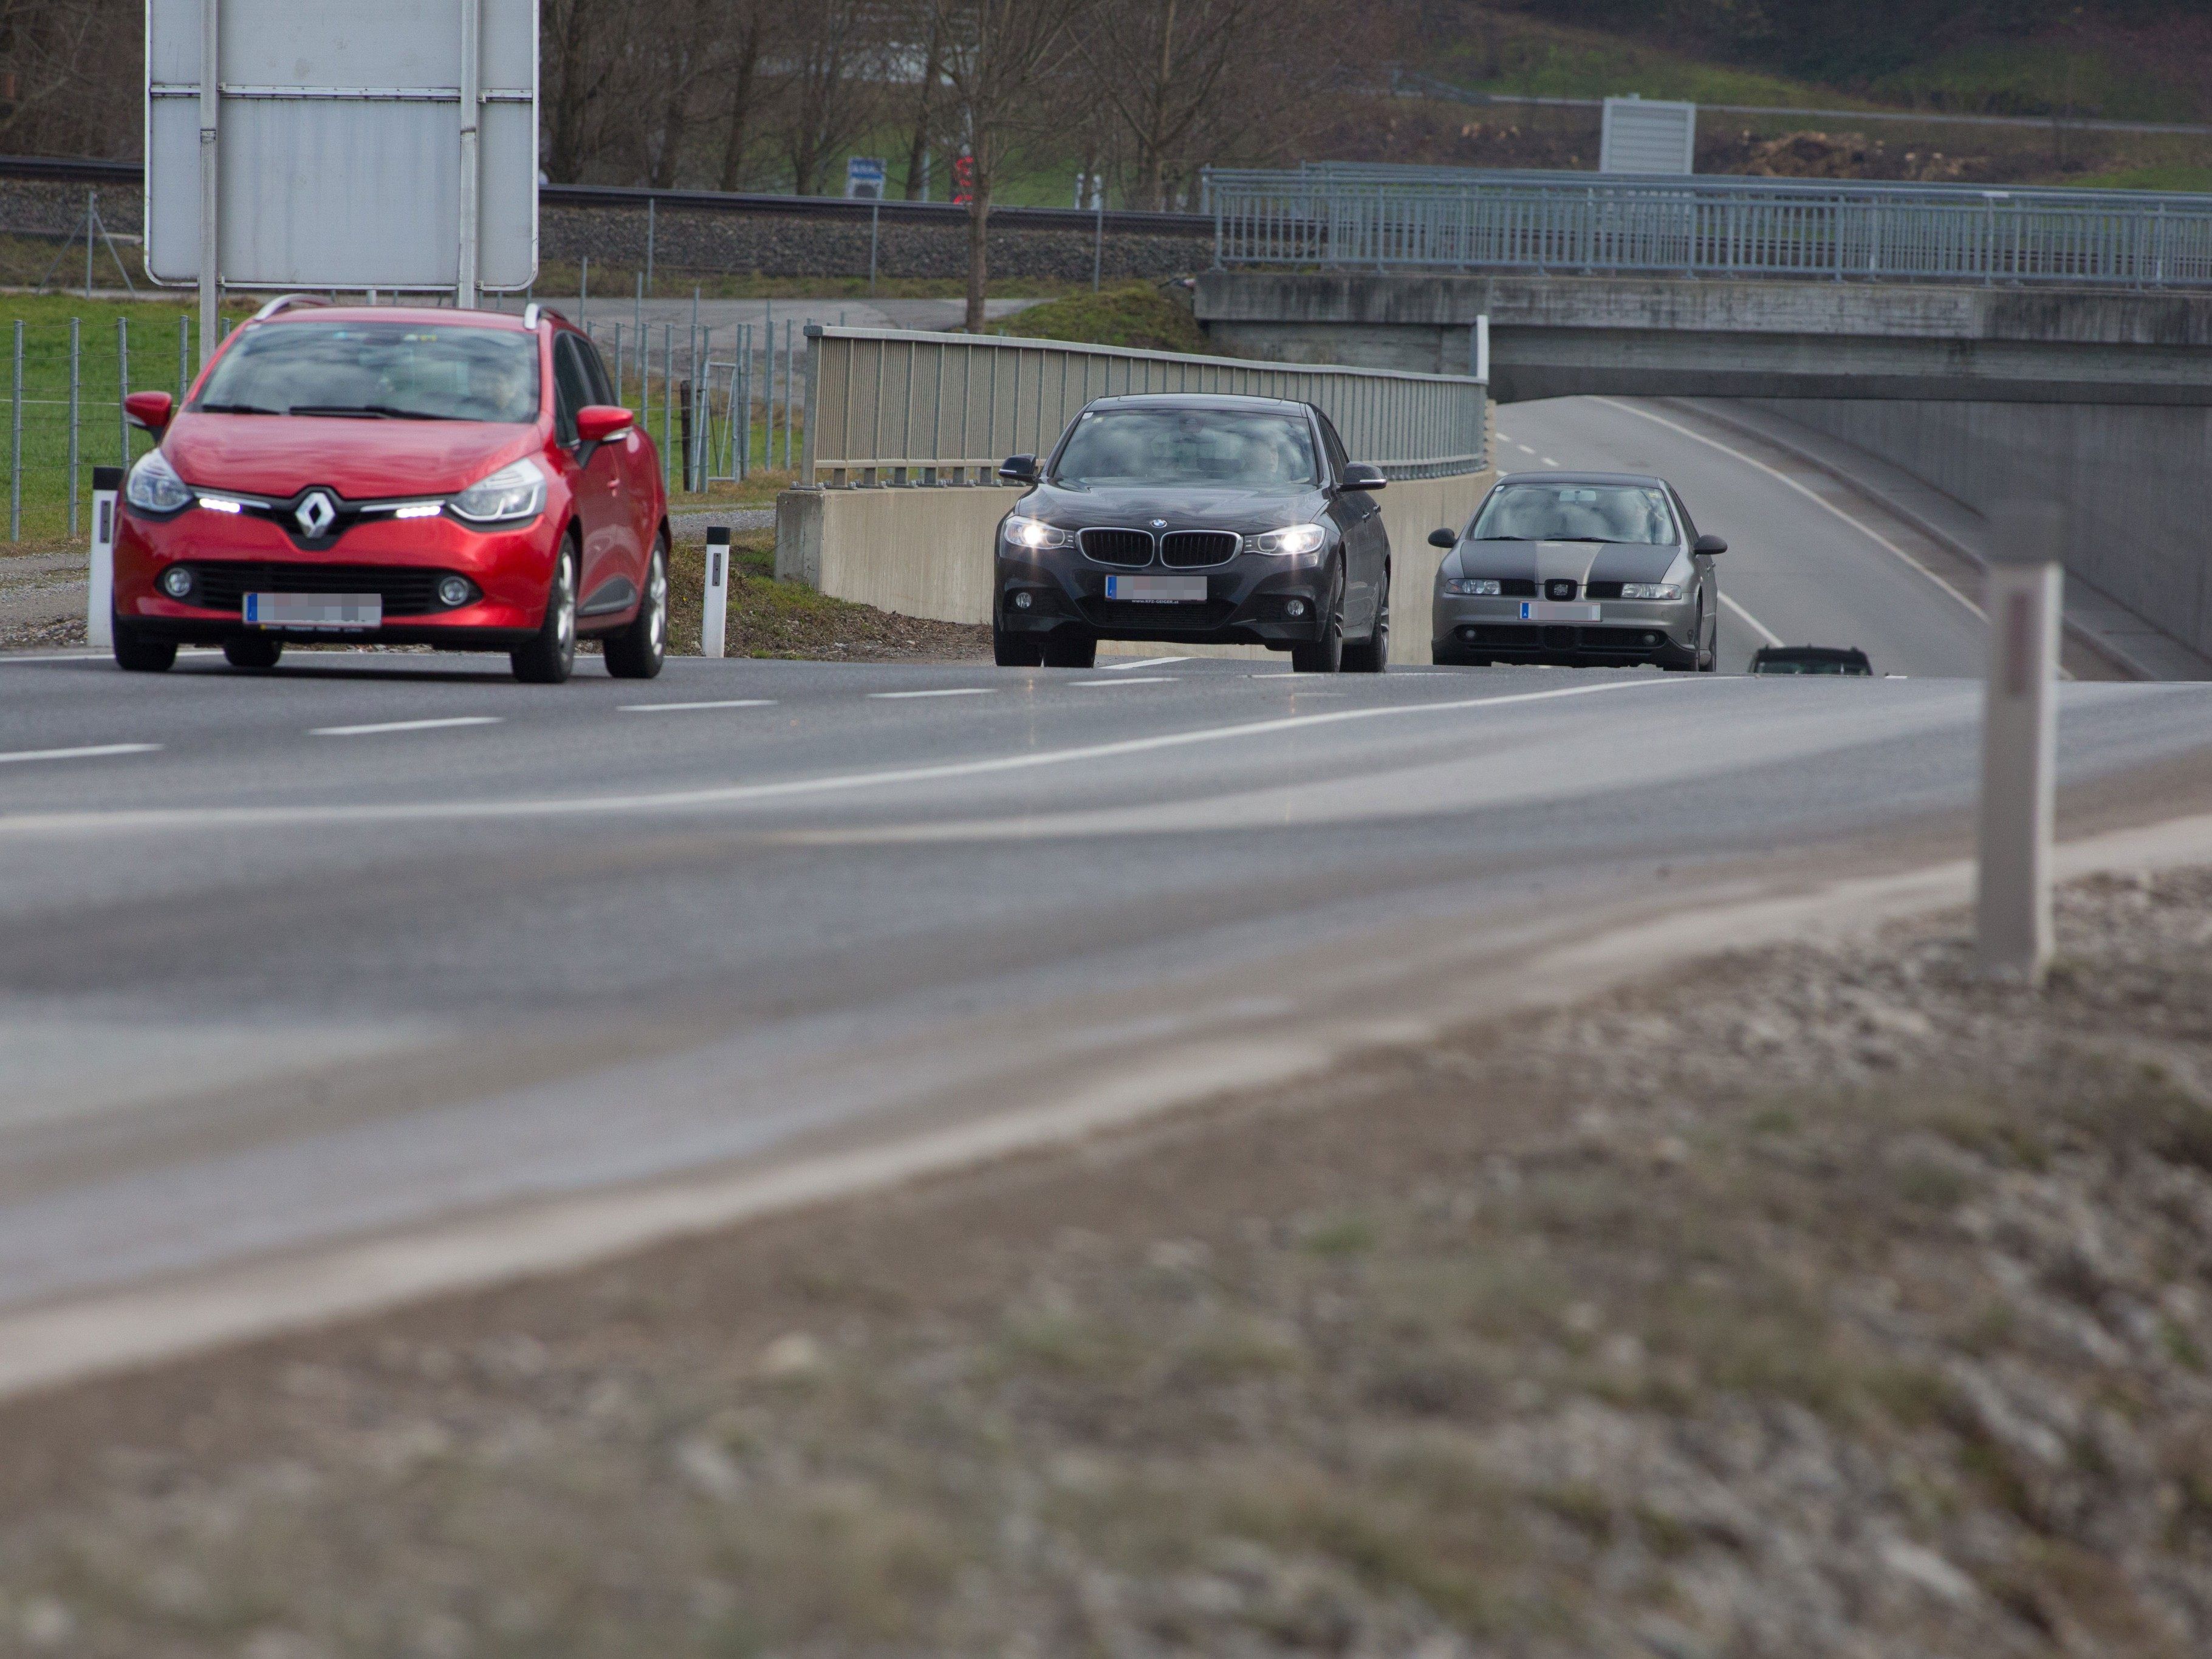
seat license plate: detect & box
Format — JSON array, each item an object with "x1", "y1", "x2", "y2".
[
  {"x1": 1519, "y1": 600, "x2": 1601, "y2": 623},
  {"x1": 244, "y1": 592, "x2": 383, "y2": 630},
  {"x1": 1104, "y1": 575, "x2": 1207, "y2": 604}
]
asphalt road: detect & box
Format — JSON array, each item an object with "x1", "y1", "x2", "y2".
[{"x1": 0, "y1": 394, "x2": 2200, "y2": 1380}]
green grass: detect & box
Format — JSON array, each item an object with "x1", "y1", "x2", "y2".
[
  {"x1": 1436, "y1": 16, "x2": 1874, "y2": 110},
  {"x1": 2063, "y1": 163, "x2": 2212, "y2": 193},
  {"x1": 1867, "y1": 43, "x2": 2199, "y2": 123},
  {"x1": 988, "y1": 283, "x2": 1208, "y2": 353}
]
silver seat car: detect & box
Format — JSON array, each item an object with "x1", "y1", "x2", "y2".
[{"x1": 1429, "y1": 472, "x2": 1725, "y2": 671}]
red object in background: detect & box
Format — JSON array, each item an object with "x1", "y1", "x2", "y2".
[
  {"x1": 953, "y1": 151, "x2": 974, "y2": 207},
  {"x1": 110, "y1": 306, "x2": 669, "y2": 684}
]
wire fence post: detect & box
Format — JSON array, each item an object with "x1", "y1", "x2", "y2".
[
  {"x1": 738, "y1": 322, "x2": 750, "y2": 482},
  {"x1": 645, "y1": 197, "x2": 656, "y2": 296},
  {"x1": 784, "y1": 320, "x2": 796, "y2": 473},
  {"x1": 117, "y1": 316, "x2": 130, "y2": 467},
  {"x1": 9, "y1": 321, "x2": 20, "y2": 542},
  {"x1": 662, "y1": 322, "x2": 674, "y2": 493},
  {"x1": 869, "y1": 197, "x2": 880, "y2": 293},
  {"x1": 612, "y1": 321, "x2": 623, "y2": 408},
  {"x1": 1094, "y1": 191, "x2": 1104, "y2": 292},
  {"x1": 580, "y1": 255, "x2": 589, "y2": 328},
  {"x1": 68, "y1": 317, "x2": 81, "y2": 539},
  {"x1": 84, "y1": 188, "x2": 95, "y2": 298},
  {"x1": 177, "y1": 315, "x2": 190, "y2": 402}
]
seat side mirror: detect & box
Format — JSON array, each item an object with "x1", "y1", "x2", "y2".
[
  {"x1": 998, "y1": 454, "x2": 1039, "y2": 484},
  {"x1": 1427, "y1": 527, "x2": 1457, "y2": 549},
  {"x1": 1341, "y1": 463, "x2": 1386, "y2": 492},
  {"x1": 125, "y1": 391, "x2": 174, "y2": 436},
  {"x1": 1694, "y1": 533, "x2": 1728, "y2": 556}
]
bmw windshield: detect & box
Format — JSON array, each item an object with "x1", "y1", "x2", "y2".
[
  {"x1": 1470, "y1": 483, "x2": 1679, "y2": 545},
  {"x1": 1050, "y1": 408, "x2": 1318, "y2": 489},
  {"x1": 193, "y1": 323, "x2": 540, "y2": 423}
]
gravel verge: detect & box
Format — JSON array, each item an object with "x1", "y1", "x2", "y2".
[{"x1": 4, "y1": 871, "x2": 2212, "y2": 1656}]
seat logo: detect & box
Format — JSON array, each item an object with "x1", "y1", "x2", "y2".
[
  {"x1": 1546, "y1": 578, "x2": 1577, "y2": 601},
  {"x1": 295, "y1": 491, "x2": 338, "y2": 538}
]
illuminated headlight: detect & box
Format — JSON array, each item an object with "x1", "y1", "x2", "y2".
[
  {"x1": 125, "y1": 449, "x2": 192, "y2": 513},
  {"x1": 1443, "y1": 578, "x2": 1501, "y2": 596},
  {"x1": 393, "y1": 501, "x2": 445, "y2": 521},
  {"x1": 1618, "y1": 583, "x2": 1682, "y2": 601},
  {"x1": 436, "y1": 575, "x2": 475, "y2": 608},
  {"x1": 450, "y1": 457, "x2": 546, "y2": 524},
  {"x1": 1245, "y1": 522, "x2": 1327, "y2": 557},
  {"x1": 196, "y1": 494, "x2": 245, "y2": 515},
  {"x1": 1003, "y1": 516, "x2": 1069, "y2": 550},
  {"x1": 159, "y1": 564, "x2": 194, "y2": 599}
]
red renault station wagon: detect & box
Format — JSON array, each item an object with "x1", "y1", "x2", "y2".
[{"x1": 114, "y1": 298, "x2": 667, "y2": 683}]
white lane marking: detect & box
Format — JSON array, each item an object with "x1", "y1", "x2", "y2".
[
  {"x1": 1721, "y1": 592, "x2": 1785, "y2": 649},
  {"x1": 621, "y1": 699, "x2": 778, "y2": 713},
  {"x1": 1592, "y1": 398, "x2": 1985, "y2": 623},
  {"x1": 1071, "y1": 676, "x2": 1178, "y2": 687},
  {"x1": 0, "y1": 652, "x2": 111, "y2": 664},
  {"x1": 868, "y1": 687, "x2": 996, "y2": 700},
  {"x1": 0, "y1": 742, "x2": 160, "y2": 765},
  {"x1": 1514, "y1": 443, "x2": 1536, "y2": 455},
  {"x1": 0, "y1": 679, "x2": 1697, "y2": 837},
  {"x1": 1541, "y1": 456, "x2": 1561, "y2": 467},
  {"x1": 310, "y1": 716, "x2": 503, "y2": 737},
  {"x1": 1098, "y1": 655, "x2": 1195, "y2": 671}
]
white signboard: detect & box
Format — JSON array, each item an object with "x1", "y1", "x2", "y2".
[
  {"x1": 1599, "y1": 97, "x2": 1697, "y2": 176},
  {"x1": 145, "y1": 0, "x2": 539, "y2": 294},
  {"x1": 844, "y1": 157, "x2": 887, "y2": 200}
]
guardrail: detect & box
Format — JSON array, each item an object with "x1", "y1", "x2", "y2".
[
  {"x1": 800, "y1": 325, "x2": 1487, "y2": 487},
  {"x1": 1204, "y1": 166, "x2": 2212, "y2": 289}
]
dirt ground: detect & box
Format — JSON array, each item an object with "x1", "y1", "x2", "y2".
[{"x1": 4, "y1": 869, "x2": 2212, "y2": 1657}]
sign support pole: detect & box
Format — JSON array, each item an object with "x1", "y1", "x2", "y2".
[
  {"x1": 1976, "y1": 504, "x2": 2064, "y2": 984},
  {"x1": 455, "y1": 0, "x2": 481, "y2": 309},
  {"x1": 197, "y1": 0, "x2": 219, "y2": 368}
]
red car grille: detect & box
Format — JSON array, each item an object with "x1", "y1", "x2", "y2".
[{"x1": 181, "y1": 562, "x2": 454, "y2": 617}]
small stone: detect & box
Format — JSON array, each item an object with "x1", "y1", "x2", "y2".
[
  {"x1": 1878, "y1": 1538, "x2": 1979, "y2": 1606},
  {"x1": 759, "y1": 1331, "x2": 826, "y2": 1378},
  {"x1": 20, "y1": 1598, "x2": 74, "y2": 1649},
  {"x1": 673, "y1": 1434, "x2": 746, "y2": 1502}
]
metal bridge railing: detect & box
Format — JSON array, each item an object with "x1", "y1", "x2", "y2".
[
  {"x1": 1204, "y1": 166, "x2": 2212, "y2": 289},
  {"x1": 800, "y1": 325, "x2": 1487, "y2": 488}
]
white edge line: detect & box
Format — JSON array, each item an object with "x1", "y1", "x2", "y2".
[
  {"x1": 1592, "y1": 397, "x2": 1987, "y2": 624},
  {"x1": 1721, "y1": 592, "x2": 1786, "y2": 649},
  {"x1": 620, "y1": 699, "x2": 778, "y2": 713},
  {"x1": 1100, "y1": 655, "x2": 1196, "y2": 672},
  {"x1": 0, "y1": 677, "x2": 1698, "y2": 838},
  {"x1": 309, "y1": 716, "x2": 504, "y2": 737},
  {"x1": 867, "y1": 687, "x2": 996, "y2": 700},
  {"x1": 1072, "y1": 676, "x2": 1178, "y2": 687},
  {"x1": 0, "y1": 742, "x2": 160, "y2": 765}
]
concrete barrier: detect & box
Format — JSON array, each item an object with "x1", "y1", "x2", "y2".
[{"x1": 775, "y1": 466, "x2": 1496, "y2": 659}]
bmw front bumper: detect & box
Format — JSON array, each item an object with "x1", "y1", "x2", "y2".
[{"x1": 996, "y1": 542, "x2": 1332, "y2": 648}]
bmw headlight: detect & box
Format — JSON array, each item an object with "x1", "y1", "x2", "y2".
[
  {"x1": 1004, "y1": 516, "x2": 1070, "y2": 551},
  {"x1": 125, "y1": 449, "x2": 192, "y2": 514},
  {"x1": 1245, "y1": 522, "x2": 1328, "y2": 557},
  {"x1": 451, "y1": 457, "x2": 546, "y2": 524},
  {"x1": 1618, "y1": 583, "x2": 1682, "y2": 601},
  {"x1": 1443, "y1": 578, "x2": 1501, "y2": 596}
]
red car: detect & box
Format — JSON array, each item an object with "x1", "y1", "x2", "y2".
[{"x1": 114, "y1": 297, "x2": 667, "y2": 683}]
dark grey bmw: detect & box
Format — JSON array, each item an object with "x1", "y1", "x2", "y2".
[{"x1": 991, "y1": 392, "x2": 1391, "y2": 672}]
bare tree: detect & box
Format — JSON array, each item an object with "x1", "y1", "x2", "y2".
[
  {"x1": 902, "y1": 12, "x2": 946, "y2": 199},
  {"x1": 926, "y1": 0, "x2": 1089, "y2": 330},
  {"x1": 543, "y1": 0, "x2": 633, "y2": 182},
  {"x1": 773, "y1": 0, "x2": 885, "y2": 194},
  {"x1": 713, "y1": 0, "x2": 773, "y2": 192}
]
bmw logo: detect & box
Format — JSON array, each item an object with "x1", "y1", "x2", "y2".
[{"x1": 1150, "y1": 518, "x2": 1167, "y2": 529}]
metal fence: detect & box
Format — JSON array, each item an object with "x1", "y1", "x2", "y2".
[
  {"x1": 800, "y1": 326, "x2": 1487, "y2": 488},
  {"x1": 1205, "y1": 166, "x2": 2212, "y2": 289}
]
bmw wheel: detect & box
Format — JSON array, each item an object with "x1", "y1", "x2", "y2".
[
  {"x1": 994, "y1": 612, "x2": 1044, "y2": 666},
  {"x1": 1343, "y1": 568, "x2": 1388, "y2": 674},
  {"x1": 1290, "y1": 566, "x2": 1344, "y2": 674}
]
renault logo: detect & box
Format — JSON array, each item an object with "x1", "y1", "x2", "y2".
[{"x1": 295, "y1": 491, "x2": 338, "y2": 539}]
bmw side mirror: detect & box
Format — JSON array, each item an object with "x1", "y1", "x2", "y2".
[
  {"x1": 1695, "y1": 533, "x2": 1728, "y2": 556},
  {"x1": 998, "y1": 454, "x2": 1039, "y2": 484},
  {"x1": 1427, "y1": 527, "x2": 1456, "y2": 549},
  {"x1": 1341, "y1": 463, "x2": 1387, "y2": 492},
  {"x1": 125, "y1": 391, "x2": 174, "y2": 436}
]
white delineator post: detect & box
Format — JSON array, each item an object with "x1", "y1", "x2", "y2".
[
  {"x1": 86, "y1": 464, "x2": 123, "y2": 649},
  {"x1": 701, "y1": 525, "x2": 731, "y2": 658},
  {"x1": 1976, "y1": 503, "x2": 2065, "y2": 984}
]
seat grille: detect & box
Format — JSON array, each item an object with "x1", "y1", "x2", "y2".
[
  {"x1": 1584, "y1": 581, "x2": 1625, "y2": 600},
  {"x1": 1078, "y1": 528, "x2": 1153, "y2": 567},
  {"x1": 1160, "y1": 531, "x2": 1239, "y2": 568},
  {"x1": 183, "y1": 561, "x2": 453, "y2": 617},
  {"x1": 1499, "y1": 578, "x2": 1538, "y2": 597}
]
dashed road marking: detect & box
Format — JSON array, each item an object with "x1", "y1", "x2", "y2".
[
  {"x1": 310, "y1": 716, "x2": 503, "y2": 736},
  {"x1": 621, "y1": 699, "x2": 778, "y2": 713},
  {"x1": 1071, "y1": 676, "x2": 1178, "y2": 687},
  {"x1": 868, "y1": 688, "x2": 996, "y2": 700},
  {"x1": 0, "y1": 742, "x2": 160, "y2": 765}
]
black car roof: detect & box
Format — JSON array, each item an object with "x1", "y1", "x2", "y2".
[{"x1": 1083, "y1": 392, "x2": 1311, "y2": 415}]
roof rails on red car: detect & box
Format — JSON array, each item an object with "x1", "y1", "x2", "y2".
[{"x1": 250, "y1": 294, "x2": 334, "y2": 322}]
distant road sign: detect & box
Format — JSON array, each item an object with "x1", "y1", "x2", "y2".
[
  {"x1": 145, "y1": 0, "x2": 539, "y2": 295},
  {"x1": 845, "y1": 157, "x2": 887, "y2": 200},
  {"x1": 1600, "y1": 96, "x2": 1697, "y2": 176}
]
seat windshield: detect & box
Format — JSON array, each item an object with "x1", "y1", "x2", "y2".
[
  {"x1": 193, "y1": 322, "x2": 540, "y2": 422},
  {"x1": 1470, "y1": 484, "x2": 1678, "y2": 545},
  {"x1": 1052, "y1": 408, "x2": 1317, "y2": 488}
]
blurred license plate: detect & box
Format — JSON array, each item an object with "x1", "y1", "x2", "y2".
[
  {"x1": 1519, "y1": 600, "x2": 1601, "y2": 623},
  {"x1": 244, "y1": 592, "x2": 382, "y2": 630},
  {"x1": 1104, "y1": 575, "x2": 1207, "y2": 604}
]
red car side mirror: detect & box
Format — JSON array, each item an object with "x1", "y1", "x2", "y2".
[
  {"x1": 125, "y1": 391, "x2": 175, "y2": 434},
  {"x1": 576, "y1": 405, "x2": 634, "y2": 445}
]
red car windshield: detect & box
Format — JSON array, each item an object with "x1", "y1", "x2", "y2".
[{"x1": 193, "y1": 321, "x2": 540, "y2": 423}]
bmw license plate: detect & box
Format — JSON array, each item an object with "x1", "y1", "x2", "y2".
[
  {"x1": 244, "y1": 592, "x2": 382, "y2": 630},
  {"x1": 1104, "y1": 575, "x2": 1207, "y2": 604},
  {"x1": 1519, "y1": 600, "x2": 1601, "y2": 623}
]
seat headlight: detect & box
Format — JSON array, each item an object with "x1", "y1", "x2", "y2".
[
  {"x1": 451, "y1": 457, "x2": 546, "y2": 524},
  {"x1": 1246, "y1": 522, "x2": 1327, "y2": 557},
  {"x1": 1618, "y1": 583, "x2": 1682, "y2": 601},
  {"x1": 1004, "y1": 516, "x2": 1069, "y2": 550},
  {"x1": 125, "y1": 449, "x2": 192, "y2": 514},
  {"x1": 1443, "y1": 578, "x2": 1501, "y2": 596}
]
